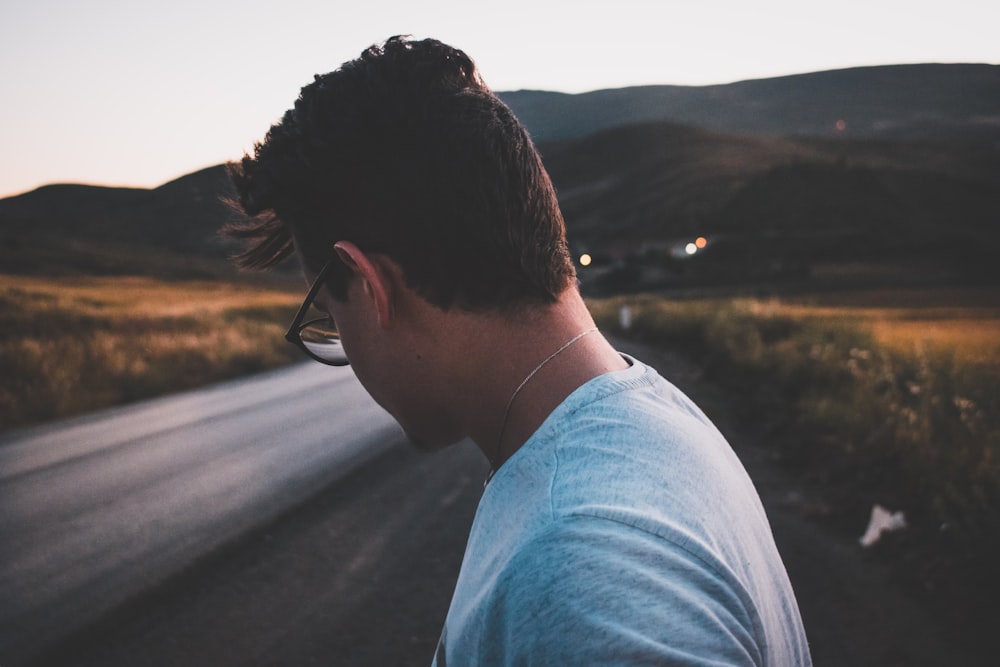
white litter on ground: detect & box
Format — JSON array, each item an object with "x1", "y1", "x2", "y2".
[{"x1": 859, "y1": 504, "x2": 907, "y2": 548}]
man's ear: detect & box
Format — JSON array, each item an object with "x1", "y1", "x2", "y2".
[{"x1": 332, "y1": 241, "x2": 396, "y2": 327}]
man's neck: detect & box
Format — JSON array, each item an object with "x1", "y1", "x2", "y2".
[{"x1": 433, "y1": 290, "x2": 629, "y2": 473}]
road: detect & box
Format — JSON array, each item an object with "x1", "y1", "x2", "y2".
[{"x1": 0, "y1": 363, "x2": 406, "y2": 666}]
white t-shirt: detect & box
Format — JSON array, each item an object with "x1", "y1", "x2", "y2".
[{"x1": 432, "y1": 355, "x2": 811, "y2": 666}]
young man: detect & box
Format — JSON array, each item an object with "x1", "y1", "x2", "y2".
[{"x1": 226, "y1": 36, "x2": 811, "y2": 666}]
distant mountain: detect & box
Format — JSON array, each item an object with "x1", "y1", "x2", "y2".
[
  {"x1": 500, "y1": 64, "x2": 1000, "y2": 144},
  {"x1": 0, "y1": 165, "x2": 238, "y2": 277},
  {"x1": 540, "y1": 121, "x2": 1000, "y2": 287},
  {"x1": 2, "y1": 63, "x2": 998, "y2": 287},
  {"x1": 542, "y1": 120, "x2": 1000, "y2": 238}
]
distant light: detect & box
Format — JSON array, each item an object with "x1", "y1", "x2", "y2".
[
  {"x1": 695, "y1": 236, "x2": 707, "y2": 249},
  {"x1": 579, "y1": 253, "x2": 592, "y2": 267},
  {"x1": 685, "y1": 243, "x2": 698, "y2": 255},
  {"x1": 835, "y1": 119, "x2": 847, "y2": 132}
]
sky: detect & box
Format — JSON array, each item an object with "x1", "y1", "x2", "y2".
[{"x1": 1, "y1": 0, "x2": 997, "y2": 198}]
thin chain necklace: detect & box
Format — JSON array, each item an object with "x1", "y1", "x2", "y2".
[{"x1": 484, "y1": 327, "x2": 598, "y2": 486}]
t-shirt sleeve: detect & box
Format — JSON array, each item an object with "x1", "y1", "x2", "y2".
[{"x1": 478, "y1": 515, "x2": 765, "y2": 667}]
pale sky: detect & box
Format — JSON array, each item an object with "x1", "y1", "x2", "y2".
[{"x1": 1, "y1": 0, "x2": 997, "y2": 198}]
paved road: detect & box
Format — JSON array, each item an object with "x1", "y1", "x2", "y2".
[{"x1": 0, "y1": 363, "x2": 404, "y2": 666}]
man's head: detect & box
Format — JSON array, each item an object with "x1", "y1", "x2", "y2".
[{"x1": 226, "y1": 36, "x2": 576, "y2": 312}]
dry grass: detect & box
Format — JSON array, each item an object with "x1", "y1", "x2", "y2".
[
  {"x1": 763, "y1": 286, "x2": 1000, "y2": 366},
  {"x1": 590, "y1": 287, "x2": 1000, "y2": 599},
  {"x1": 1, "y1": 275, "x2": 305, "y2": 431}
]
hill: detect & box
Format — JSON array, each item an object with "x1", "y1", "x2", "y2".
[
  {"x1": 537, "y1": 120, "x2": 1000, "y2": 288},
  {"x1": 0, "y1": 165, "x2": 239, "y2": 278},
  {"x1": 500, "y1": 63, "x2": 1000, "y2": 144}
]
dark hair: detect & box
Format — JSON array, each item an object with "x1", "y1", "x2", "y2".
[{"x1": 224, "y1": 36, "x2": 575, "y2": 310}]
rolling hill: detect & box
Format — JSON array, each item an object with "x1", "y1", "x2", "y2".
[
  {"x1": 500, "y1": 63, "x2": 1000, "y2": 144},
  {"x1": 1, "y1": 64, "x2": 998, "y2": 289},
  {"x1": 538, "y1": 120, "x2": 999, "y2": 290},
  {"x1": 0, "y1": 165, "x2": 238, "y2": 278}
]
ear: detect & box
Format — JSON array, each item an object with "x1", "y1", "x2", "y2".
[{"x1": 333, "y1": 241, "x2": 396, "y2": 328}]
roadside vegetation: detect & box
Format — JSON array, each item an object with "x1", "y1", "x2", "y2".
[
  {"x1": 0, "y1": 275, "x2": 303, "y2": 431},
  {"x1": 589, "y1": 286, "x2": 1000, "y2": 615}
]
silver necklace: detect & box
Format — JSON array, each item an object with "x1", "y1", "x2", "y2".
[{"x1": 485, "y1": 327, "x2": 598, "y2": 486}]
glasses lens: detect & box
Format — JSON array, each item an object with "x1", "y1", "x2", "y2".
[{"x1": 299, "y1": 317, "x2": 349, "y2": 365}]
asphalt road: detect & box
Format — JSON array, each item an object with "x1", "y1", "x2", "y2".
[{"x1": 0, "y1": 363, "x2": 405, "y2": 666}]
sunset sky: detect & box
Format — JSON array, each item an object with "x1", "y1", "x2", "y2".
[{"x1": 1, "y1": 0, "x2": 997, "y2": 198}]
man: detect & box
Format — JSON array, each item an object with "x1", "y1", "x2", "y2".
[{"x1": 225, "y1": 36, "x2": 811, "y2": 666}]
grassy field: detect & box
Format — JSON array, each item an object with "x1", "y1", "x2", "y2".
[
  {"x1": 0, "y1": 274, "x2": 304, "y2": 431},
  {"x1": 589, "y1": 286, "x2": 1000, "y2": 607}
]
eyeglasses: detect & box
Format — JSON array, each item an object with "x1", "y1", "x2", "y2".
[{"x1": 285, "y1": 260, "x2": 350, "y2": 366}]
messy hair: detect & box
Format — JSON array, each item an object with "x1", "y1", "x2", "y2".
[{"x1": 224, "y1": 36, "x2": 575, "y2": 310}]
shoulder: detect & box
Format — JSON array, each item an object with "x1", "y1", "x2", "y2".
[
  {"x1": 485, "y1": 514, "x2": 763, "y2": 666},
  {"x1": 462, "y1": 357, "x2": 811, "y2": 665},
  {"x1": 537, "y1": 355, "x2": 731, "y2": 474}
]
